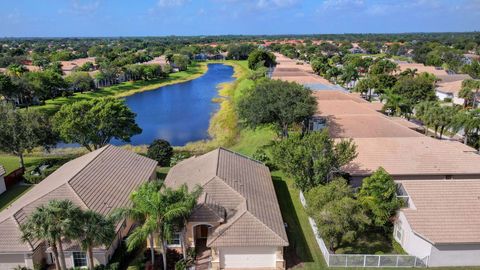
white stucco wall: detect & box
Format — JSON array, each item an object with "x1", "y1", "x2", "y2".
[
  {"x1": 435, "y1": 91, "x2": 453, "y2": 102},
  {"x1": 396, "y1": 212, "x2": 480, "y2": 267},
  {"x1": 394, "y1": 212, "x2": 432, "y2": 260},
  {"x1": 219, "y1": 246, "x2": 277, "y2": 269},
  {"x1": 428, "y1": 244, "x2": 480, "y2": 267}
]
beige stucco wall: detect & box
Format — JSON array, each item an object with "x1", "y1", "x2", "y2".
[
  {"x1": 0, "y1": 253, "x2": 27, "y2": 270},
  {"x1": 0, "y1": 176, "x2": 6, "y2": 195}
]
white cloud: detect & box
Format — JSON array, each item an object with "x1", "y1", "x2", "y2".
[
  {"x1": 71, "y1": 0, "x2": 100, "y2": 13},
  {"x1": 158, "y1": 0, "x2": 188, "y2": 7},
  {"x1": 256, "y1": 0, "x2": 299, "y2": 9}
]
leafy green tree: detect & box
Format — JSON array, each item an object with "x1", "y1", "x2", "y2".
[
  {"x1": 238, "y1": 79, "x2": 317, "y2": 137},
  {"x1": 306, "y1": 178, "x2": 353, "y2": 213},
  {"x1": 381, "y1": 89, "x2": 410, "y2": 117},
  {"x1": 20, "y1": 200, "x2": 83, "y2": 270},
  {"x1": 0, "y1": 73, "x2": 17, "y2": 102},
  {"x1": 0, "y1": 104, "x2": 57, "y2": 168},
  {"x1": 392, "y1": 74, "x2": 437, "y2": 105},
  {"x1": 247, "y1": 49, "x2": 276, "y2": 70},
  {"x1": 272, "y1": 130, "x2": 357, "y2": 191},
  {"x1": 368, "y1": 59, "x2": 398, "y2": 75},
  {"x1": 172, "y1": 54, "x2": 190, "y2": 71},
  {"x1": 23, "y1": 70, "x2": 67, "y2": 101},
  {"x1": 358, "y1": 168, "x2": 402, "y2": 229},
  {"x1": 312, "y1": 196, "x2": 370, "y2": 252},
  {"x1": 226, "y1": 44, "x2": 256, "y2": 60},
  {"x1": 6, "y1": 64, "x2": 28, "y2": 77},
  {"x1": 65, "y1": 72, "x2": 95, "y2": 92},
  {"x1": 147, "y1": 139, "x2": 174, "y2": 166},
  {"x1": 78, "y1": 210, "x2": 116, "y2": 270},
  {"x1": 452, "y1": 109, "x2": 480, "y2": 146},
  {"x1": 461, "y1": 79, "x2": 480, "y2": 108},
  {"x1": 53, "y1": 98, "x2": 141, "y2": 151},
  {"x1": 113, "y1": 182, "x2": 200, "y2": 270}
]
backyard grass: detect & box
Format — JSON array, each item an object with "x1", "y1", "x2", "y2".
[
  {"x1": 0, "y1": 184, "x2": 32, "y2": 211},
  {"x1": 0, "y1": 154, "x2": 50, "y2": 174},
  {"x1": 34, "y1": 62, "x2": 207, "y2": 115}
]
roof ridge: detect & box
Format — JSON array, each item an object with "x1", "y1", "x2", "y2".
[
  {"x1": 218, "y1": 147, "x2": 265, "y2": 165},
  {"x1": 67, "y1": 145, "x2": 111, "y2": 185}
]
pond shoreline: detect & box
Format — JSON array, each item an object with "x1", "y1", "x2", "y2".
[{"x1": 35, "y1": 62, "x2": 208, "y2": 115}]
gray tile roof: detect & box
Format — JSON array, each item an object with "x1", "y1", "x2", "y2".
[
  {"x1": 0, "y1": 145, "x2": 157, "y2": 253},
  {"x1": 165, "y1": 148, "x2": 288, "y2": 247}
]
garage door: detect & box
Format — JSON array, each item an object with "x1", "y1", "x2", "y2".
[{"x1": 220, "y1": 246, "x2": 276, "y2": 268}]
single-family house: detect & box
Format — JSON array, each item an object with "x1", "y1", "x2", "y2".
[
  {"x1": 0, "y1": 145, "x2": 157, "y2": 270},
  {"x1": 395, "y1": 180, "x2": 480, "y2": 266},
  {"x1": 311, "y1": 90, "x2": 480, "y2": 186},
  {"x1": 0, "y1": 165, "x2": 6, "y2": 195},
  {"x1": 164, "y1": 148, "x2": 289, "y2": 269}
]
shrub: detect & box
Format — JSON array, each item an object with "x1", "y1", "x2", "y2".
[
  {"x1": 147, "y1": 139, "x2": 173, "y2": 166},
  {"x1": 170, "y1": 151, "x2": 191, "y2": 166}
]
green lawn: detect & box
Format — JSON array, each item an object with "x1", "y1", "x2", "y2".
[
  {"x1": 0, "y1": 154, "x2": 49, "y2": 175},
  {"x1": 34, "y1": 63, "x2": 207, "y2": 115},
  {"x1": 0, "y1": 184, "x2": 32, "y2": 211}
]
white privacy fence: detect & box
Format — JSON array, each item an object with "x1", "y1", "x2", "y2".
[{"x1": 299, "y1": 192, "x2": 428, "y2": 268}]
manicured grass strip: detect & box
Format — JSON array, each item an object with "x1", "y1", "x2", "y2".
[
  {"x1": 0, "y1": 185, "x2": 32, "y2": 211},
  {"x1": 271, "y1": 171, "x2": 328, "y2": 270}
]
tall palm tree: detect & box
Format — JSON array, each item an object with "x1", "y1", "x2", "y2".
[
  {"x1": 452, "y1": 109, "x2": 480, "y2": 145},
  {"x1": 113, "y1": 182, "x2": 200, "y2": 270},
  {"x1": 20, "y1": 200, "x2": 82, "y2": 270},
  {"x1": 380, "y1": 89, "x2": 408, "y2": 117},
  {"x1": 78, "y1": 210, "x2": 116, "y2": 270},
  {"x1": 462, "y1": 79, "x2": 480, "y2": 108}
]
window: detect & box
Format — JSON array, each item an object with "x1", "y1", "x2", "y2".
[
  {"x1": 167, "y1": 232, "x2": 181, "y2": 246},
  {"x1": 394, "y1": 222, "x2": 404, "y2": 244},
  {"x1": 73, "y1": 252, "x2": 88, "y2": 268}
]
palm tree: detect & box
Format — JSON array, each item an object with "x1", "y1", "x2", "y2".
[
  {"x1": 462, "y1": 79, "x2": 480, "y2": 108},
  {"x1": 452, "y1": 109, "x2": 480, "y2": 145},
  {"x1": 415, "y1": 101, "x2": 439, "y2": 135},
  {"x1": 459, "y1": 87, "x2": 475, "y2": 108},
  {"x1": 78, "y1": 210, "x2": 116, "y2": 270},
  {"x1": 113, "y1": 182, "x2": 200, "y2": 270},
  {"x1": 380, "y1": 89, "x2": 408, "y2": 117},
  {"x1": 20, "y1": 200, "x2": 82, "y2": 270}
]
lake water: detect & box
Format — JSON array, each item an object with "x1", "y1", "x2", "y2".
[{"x1": 110, "y1": 63, "x2": 234, "y2": 146}]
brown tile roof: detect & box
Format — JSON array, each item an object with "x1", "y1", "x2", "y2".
[
  {"x1": 0, "y1": 165, "x2": 5, "y2": 176},
  {"x1": 344, "y1": 137, "x2": 480, "y2": 177},
  {"x1": 397, "y1": 63, "x2": 448, "y2": 77},
  {"x1": 0, "y1": 145, "x2": 157, "y2": 253},
  {"x1": 400, "y1": 180, "x2": 480, "y2": 244},
  {"x1": 436, "y1": 80, "x2": 464, "y2": 95},
  {"x1": 165, "y1": 148, "x2": 288, "y2": 247},
  {"x1": 327, "y1": 115, "x2": 423, "y2": 138}
]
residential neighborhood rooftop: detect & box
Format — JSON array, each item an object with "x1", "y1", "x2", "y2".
[
  {"x1": 165, "y1": 148, "x2": 289, "y2": 247},
  {"x1": 399, "y1": 180, "x2": 480, "y2": 244},
  {"x1": 344, "y1": 137, "x2": 480, "y2": 177},
  {"x1": 0, "y1": 145, "x2": 157, "y2": 253}
]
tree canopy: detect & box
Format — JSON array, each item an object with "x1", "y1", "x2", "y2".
[
  {"x1": 271, "y1": 130, "x2": 357, "y2": 191},
  {"x1": 238, "y1": 79, "x2": 317, "y2": 137},
  {"x1": 53, "y1": 97, "x2": 141, "y2": 151},
  {"x1": 358, "y1": 167, "x2": 403, "y2": 229},
  {"x1": 247, "y1": 49, "x2": 276, "y2": 70}
]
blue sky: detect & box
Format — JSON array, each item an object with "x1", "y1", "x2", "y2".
[{"x1": 1, "y1": 0, "x2": 480, "y2": 37}]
